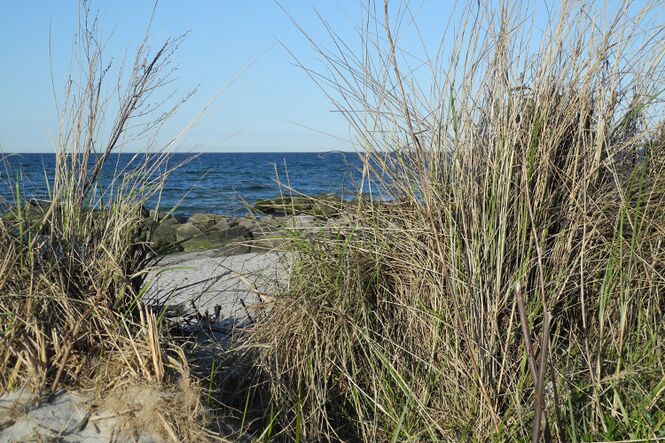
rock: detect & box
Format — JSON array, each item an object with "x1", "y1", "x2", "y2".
[
  {"x1": 0, "y1": 389, "x2": 167, "y2": 442},
  {"x1": 246, "y1": 218, "x2": 280, "y2": 252},
  {"x1": 148, "y1": 209, "x2": 186, "y2": 223},
  {"x1": 325, "y1": 212, "x2": 354, "y2": 228},
  {"x1": 248, "y1": 232, "x2": 289, "y2": 253},
  {"x1": 235, "y1": 217, "x2": 261, "y2": 232},
  {"x1": 246, "y1": 215, "x2": 320, "y2": 252},
  {"x1": 188, "y1": 213, "x2": 223, "y2": 226},
  {"x1": 216, "y1": 224, "x2": 250, "y2": 241},
  {"x1": 257, "y1": 196, "x2": 314, "y2": 213},
  {"x1": 212, "y1": 218, "x2": 235, "y2": 231},
  {"x1": 309, "y1": 202, "x2": 338, "y2": 218},
  {"x1": 148, "y1": 211, "x2": 336, "y2": 255},
  {"x1": 151, "y1": 217, "x2": 183, "y2": 252},
  {"x1": 148, "y1": 209, "x2": 169, "y2": 220},
  {"x1": 283, "y1": 215, "x2": 317, "y2": 229},
  {"x1": 175, "y1": 222, "x2": 204, "y2": 242},
  {"x1": 253, "y1": 194, "x2": 341, "y2": 217},
  {"x1": 4, "y1": 199, "x2": 49, "y2": 227},
  {"x1": 176, "y1": 222, "x2": 251, "y2": 254}
]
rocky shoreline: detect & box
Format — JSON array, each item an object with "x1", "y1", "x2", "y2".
[
  {"x1": 149, "y1": 193, "x2": 343, "y2": 254},
  {"x1": 0, "y1": 193, "x2": 348, "y2": 256},
  {"x1": 149, "y1": 211, "x2": 319, "y2": 254}
]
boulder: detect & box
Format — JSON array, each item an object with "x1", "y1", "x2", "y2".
[
  {"x1": 235, "y1": 217, "x2": 261, "y2": 232},
  {"x1": 211, "y1": 218, "x2": 231, "y2": 231},
  {"x1": 151, "y1": 216, "x2": 183, "y2": 252},
  {"x1": 309, "y1": 202, "x2": 339, "y2": 218},
  {"x1": 246, "y1": 215, "x2": 320, "y2": 252},
  {"x1": 188, "y1": 213, "x2": 224, "y2": 226},
  {"x1": 176, "y1": 222, "x2": 251, "y2": 254},
  {"x1": 253, "y1": 194, "x2": 341, "y2": 217},
  {"x1": 148, "y1": 210, "x2": 337, "y2": 255},
  {"x1": 3, "y1": 199, "x2": 50, "y2": 227},
  {"x1": 175, "y1": 222, "x2": 203, "y2": 242},
  {"x1": 325, "y1": 212, "x2": 354, "y2": 228},
  {"x1": 254, "y1": 197, "x2": 307, "y2": 215},
  {"x1": 248, "y1": 231, "x2": 290, "y2": 253},
  {"x1": 149, "y1": 209, "x2": 164, "y2": 220},
  {"x1": 245, "y1": 217, "x2": 277, "y2": 253},
  {"x1": 283, "y1": 215, "x2": 317, "y2": 229},
  {"x1": 148, "y1": 209, "x2": 186, "y2": 223}
]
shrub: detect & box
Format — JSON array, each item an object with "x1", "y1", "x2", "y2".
[
  {"x1": 227, "y1": 1, "x2": 665, "y2": 441},
  {"x1": 0, "y1": 3, "x2": 203, "y2": 439}
]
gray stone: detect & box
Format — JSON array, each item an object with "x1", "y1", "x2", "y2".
[
  {"x1": 325, "y1": 212, "x2": 354, "y2": 228},
  {"x1": 235, "y1": 217, "x2": 260, "y2": 232},
  {"x1": 285, "y1": 215, "x2": 317, "y2": 229},
  {"x1": 176, "y1": 222, "x2": 204, "y2": 242},
  {"x1": 176, "y1": 222, "x2": 251, "y2": 254},
  {"x1": 212, "y1": 218, "x2": 234, "y2": 231},
  {"x1": 151, "y1": 217, "x2": 183, "y2": 251},
  {"x1": 187, "y1": 213, "x2": 223, "y2": 226},
  {"x1": 149, "y1": 209, "x2": 166, "y2": 220},
  {"x1": 182, "y1": 238, "x2": 251, "y2": 254},
  {"x1": 248, "y1": 232, "x2": 290, "y2": 253},
  {"x1": 0, "y1": 390, "x2": 165, "y2": 442},
  {"x1": 216, "y1": 225, "x2": 250, "y2": 241},
  {"x1": 254, "y1": 194, "x2": 341, "y2": 217},
  {"x1": 166, "y1": 213, "x2": 325, "y2": 254}
]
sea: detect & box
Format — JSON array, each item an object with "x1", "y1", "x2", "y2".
[{"x1": 0, "y1": 152, "x2": 370, "y2": 216}]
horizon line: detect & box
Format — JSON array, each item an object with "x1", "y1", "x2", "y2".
[{"x1": 0, "y1": 149, "x2": 362, "y2": 155}]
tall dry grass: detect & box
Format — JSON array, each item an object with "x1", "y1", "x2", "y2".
[
  {"x1": 225, "y1": 1, "x2": 665, "y2": 441},
  {"x1": 0, "y1": 2, "x2": 205, "y2": 439}
]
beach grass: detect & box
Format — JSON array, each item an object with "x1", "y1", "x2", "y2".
[
  {"x1": 222, "y1": 1, "x2": 665, "y2": 441},
  {"x1": 1, "y1": 0, "x2": 663, "y2": 441},
  {"x1": 0, "y1": 2, "x2": 207, "y2": 440}
]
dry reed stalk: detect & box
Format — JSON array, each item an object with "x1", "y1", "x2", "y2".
[{"x1": 221, "y1": 1, "x2": 665, "y2": 441}]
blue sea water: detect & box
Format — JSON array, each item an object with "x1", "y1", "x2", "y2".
[{"x1": 0, "y1": 152, "x2": 368, "y2": 216}]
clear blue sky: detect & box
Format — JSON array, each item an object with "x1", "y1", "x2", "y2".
[
  {"x1": 0, "y1": 1, "x2": 528, "y2": 153},
  {"x1": 1, "y1": 1, "x2": 374, "y2": 152},
  {"x1": 3, "y1": 1, "x2": 645, "y2": 153}
]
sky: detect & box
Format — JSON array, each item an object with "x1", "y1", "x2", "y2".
[
  {"x1": 1, "y1": 0, "x2": 453, "y2": 153},
  {"x1": 0, "y1": 0, "x2": 490, "y2": 153},
  {"x1": 1, "y1": 1, "x2": 656, "y2": 153},
  {"x1": 0, "y1": 1, "x2": 357, "y2": 152}
]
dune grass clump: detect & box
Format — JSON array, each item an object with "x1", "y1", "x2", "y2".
[
  {"x1": 0, "y1": 3, "x2": 205, "y2": 439},
  {"x1": 227, "y1": 1, "x2": 665, "y2": 441}
]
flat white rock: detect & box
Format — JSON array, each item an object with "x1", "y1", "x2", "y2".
[{"x1": 144, "y1": 251, "x2": 287, "y2": 325}]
